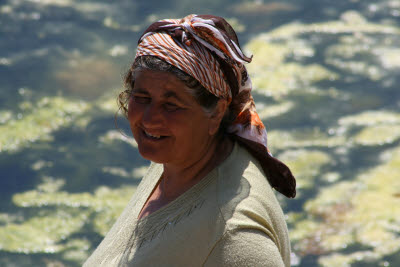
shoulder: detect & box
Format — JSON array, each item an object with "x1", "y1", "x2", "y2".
[
  {"x1": 214, "y1": 142, "x2": 291, "y2": 265},
  {"x1": 216, "y1": 142, "x2": 284, "y2": 223},
  {"x1": 203, "y1": 228, "x2": 286, "y2": 267}
]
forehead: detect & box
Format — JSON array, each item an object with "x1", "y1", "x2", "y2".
[
  {"x1": 133, "y1": 68, "x2": 199, "y2": 104},
  {"x1": 133, "y1": 69, "x2": 187, "y2": 91}
]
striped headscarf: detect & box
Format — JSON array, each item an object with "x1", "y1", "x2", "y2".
[{"x1": 135, "y1": 14, "x2": 296, "y2": 198}]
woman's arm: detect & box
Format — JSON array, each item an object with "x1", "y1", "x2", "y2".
[{"x1": 203, "y1": 228, "x2": 286, "y2": 267}]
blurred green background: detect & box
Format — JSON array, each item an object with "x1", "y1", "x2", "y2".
[{"x1": 1, "y1": 0, "x2": 400, "y2": 266}]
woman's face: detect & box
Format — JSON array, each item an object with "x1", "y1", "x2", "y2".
[{"x1": 128, "y1": 69, "x2": 215, "y2": 165}]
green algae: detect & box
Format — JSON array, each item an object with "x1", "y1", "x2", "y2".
[
  {"x1": 91, "y1": 186, "x2": 135, "y2": 236},
  {"x1": 101, "y1": 165, "x2": 148, "y2": 180},
  {"x1": 103, "y1": 17, "x2": 142, "y2": 32},
  {"x1": 245, "y1": 10, "x2": 399, "y2": 103},
  {"x1": 337, "y1": 110, "x2": 400, "y2": 146},
  {"x1": 278, "y1": 149, "x2": 331, "y2": 192},
  {"x1": 0, "y1": 208, "x2": 88, "y2": 254},
  {"x1": 318, "y1": 253, "x2": 355, "y2": 267},
  {"x1": 268, "y1": 129, "x2": 347, "y2": 150},
  {"x1": 225, "y1": 17, "x2": 245, "y2": 33},
  {"x1": 37, "y1": 177, "x2": 65, "y2": 193},
  {"x1": 245, "y1": 40, "x2": 338, "y2": 97},
  {"x1": 378, "y1": 47, "x2": 400, "y2": 69},
  {"x1": 13, "y1": 185, "x2": 135, "y2": 211},
  {"x1": 1, "y1": 2, "x2": 400, "y2": 267},
  {"x1": 339, "y1": 111, "x2": 400, "y2": 127},
  {"x1": 4, "y1": 175, "x2": 137, "y2": 254},
  {"x1": 109, "y1": 44, "x2": 129, "y2": 57},
  {"x1": 131, "y1": 166, "x2": 148, "y2": 179},
  {"x1": 96, "y1": 97, "x2": 118, "y2": 113},
  {"x1": 61, "y1": 238, "x2": 91, "y2": 263},
  {"x1": 268, "y1": 113, "x2": 400, "y2": 151},
  {"x1": 230, "y1": 1, "x2": 298, "y2": 17},
  {"x1": 291, "y1": 145, "x2": 400, "y2": 264},
  {"x1": 94, "y1": 92, "x2": 121, "y2": 113},
  {"x1": 26, "y1": 0, "x2": 73, "y2": 6},
  {"x1": 325, "y1": 35, "x2": 387, "y2": 81},
  {"x1": 98, "y1": 130, "x2": 137, "y2": 148},
  {"x1": 327, "y1": 57, "x2": 384, "y2": 81},
  {"x1": 102, "y1": 166, "x2": 131, "y2": 178},
  {"x1": 353, "y1": 125, "x2": 400, "y2": 146},
  {"x1": 54, "y1": 56, "x2": 121, "y2": 99},
  {"x1": 0, "y1": 213, "x2": 21, "y2": 226},
  {"x1": 264, "y1": 11, "x2": 400, "y2": 41},
  {"x1": 13, "y1": 190, "x2": 94, "y2": 209},
  {"x1": 257, "y1": 101, "x2": 294, "y2": 120},
  {"x1": 0, "y1": 110, "x2": 12, "y2": 124},
  {"x1": 0, "y1": 97, "x2": 88, "y2": 153}
]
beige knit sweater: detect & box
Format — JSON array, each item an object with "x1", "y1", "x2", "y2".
[{"x1": 84, "y1": 142, "x2": 291, "y2": 267}]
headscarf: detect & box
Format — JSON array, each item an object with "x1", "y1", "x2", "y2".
[{"x1": 135, "y1": 14, "x2": 296, "y2": 198}]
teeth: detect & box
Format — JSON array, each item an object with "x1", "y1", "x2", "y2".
[{"x1": 144, "y1": 131, "x2": 161, "y2": 139}]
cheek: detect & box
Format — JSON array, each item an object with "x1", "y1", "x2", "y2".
[
  {"x1": 170, "y1": 113, "x2": 210, "y2": 141},
  {"x1": 127, "y1": 98, "x2": 133, "y2": 115},
  {"x1": 127, "y1": 98, "x2": 140, "y2": 123}
]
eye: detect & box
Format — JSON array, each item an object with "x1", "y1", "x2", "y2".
[
  {"x1": 163, "y1": 102, "x2": 180, "y2": 112},
  {"x1": 132, "y1": 95, "x2": 151, "y2": 104}
]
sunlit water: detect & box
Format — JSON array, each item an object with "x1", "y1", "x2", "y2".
[{"x1": 1, "y1": 0, "x2": 400, "y2": 266}]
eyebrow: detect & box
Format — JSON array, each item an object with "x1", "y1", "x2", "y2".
[
  {"x1": 133, "y1": 88, "x2": 188, "y2": 104},
  {"x1": 132, "y1": 88, "x2": 149, "y2": 94},
  {"x1": 163, "y1": 91, "x2": 181, "y2": 100}
]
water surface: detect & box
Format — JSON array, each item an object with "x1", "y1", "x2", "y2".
[{"x1": 1, "y1": 0, "x2": 400, "y2": 266}]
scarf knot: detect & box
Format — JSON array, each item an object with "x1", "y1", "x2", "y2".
[{"x1": 140, "y1": 14, "x2": 252, "y2": 66}]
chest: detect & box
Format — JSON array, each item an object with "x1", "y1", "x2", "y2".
[
  {"x1": 138, "y1": 176, "x2": 205, "y2": 220},
  {"x1": 138, "y1": 182, "x2": 172, "y2": 220},
  {"x1": 129, "y1": 196, "x2": 222, "y2": 267}
]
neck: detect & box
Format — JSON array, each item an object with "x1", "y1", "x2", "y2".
[{"x1": 162, "y1": 136, "x2": 232, "y2": 200}]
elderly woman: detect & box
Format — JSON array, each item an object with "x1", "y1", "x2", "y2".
[{"x1": 84, "y1": 14, "x2": 296, "y2": 267}]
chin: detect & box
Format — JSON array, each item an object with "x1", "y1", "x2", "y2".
[{"x1": 138, "y1": 147, "x2": 169, "y2": 163}]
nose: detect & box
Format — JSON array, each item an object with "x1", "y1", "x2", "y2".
[{"x1": 142, "y1": 103, "x2": 164, "y2": 128}]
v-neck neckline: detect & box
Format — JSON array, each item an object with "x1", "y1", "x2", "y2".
[{"x1": 135, "y1": 141, "x2": 238, "y2": 224}]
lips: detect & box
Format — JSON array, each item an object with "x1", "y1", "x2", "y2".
[
  {"x1": 142, "y1": 129, "x2": 168, "y2": 140},
  {"x1": 145, "y1": 130, "x2": 161, "y2": 139}
]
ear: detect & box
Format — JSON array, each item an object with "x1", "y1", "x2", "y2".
[{"x1": 208, "y1": 99, "x2": 229, "y2": 136}]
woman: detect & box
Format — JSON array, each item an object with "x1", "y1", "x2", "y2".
[{"x1": 84, "y1": 14, "x2": 296, "y2": 267}]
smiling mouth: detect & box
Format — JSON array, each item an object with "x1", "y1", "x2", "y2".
[{"x1": 143, "y1": 130, "x2": 167, "y2": 140}]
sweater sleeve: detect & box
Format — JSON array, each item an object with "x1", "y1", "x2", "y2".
[{"x1": 203, "y1": 228, "x2": 286, "y2": 267}]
